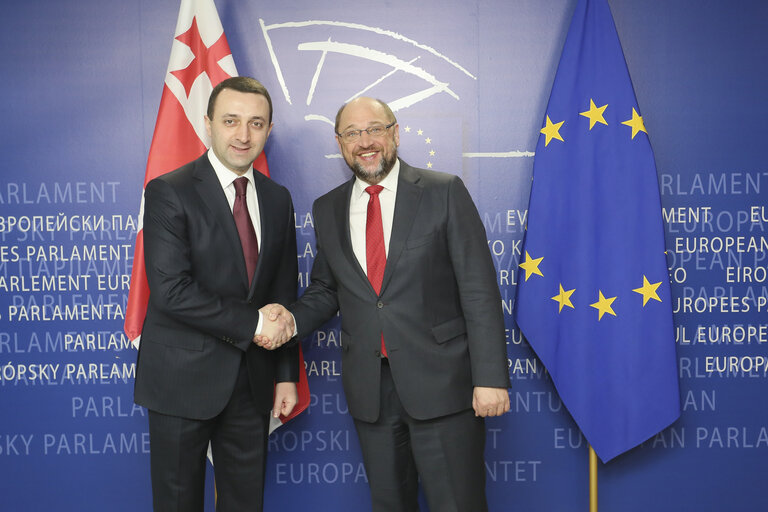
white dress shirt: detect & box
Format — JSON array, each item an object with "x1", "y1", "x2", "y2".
[
  {"x1": 291, "y1": 160, "x2": 401, "y2": 338},
  {"x1": 207, "y1": 149, "x2": 262, "y2": 247},
  {"x1": 207, "y1": 149, "x2": 265, "y2": 335},
  {"x1": 349, "y1": 159, "x2": 400, "y2": 274}
]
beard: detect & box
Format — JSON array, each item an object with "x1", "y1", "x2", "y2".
[{"x1": 347, "y1": 149, "x2": 397, "y2": 184}]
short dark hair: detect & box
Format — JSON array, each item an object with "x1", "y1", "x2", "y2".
[
  {"x1": 207, "y1": 76, "x2": 273, "y2": 123},
  {"x1": 334, "y1": 98, "x2": 397, "y2": 134}
]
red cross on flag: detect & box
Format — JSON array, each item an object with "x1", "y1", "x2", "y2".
[{"x1": 125, "y1": 0, "x2": 308, "y2": 431}]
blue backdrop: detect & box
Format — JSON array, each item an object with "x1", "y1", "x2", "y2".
[{"x1": 1, "y1": 1, "x2": 766, "y2": 510}]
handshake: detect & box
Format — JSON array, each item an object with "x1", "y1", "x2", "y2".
[{"x1": 253, "y1": 304, "x2": 295, "y2": 350}]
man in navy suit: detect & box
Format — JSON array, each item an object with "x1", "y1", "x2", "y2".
[
  {"x1": 134, "y1": 77, "x2": 298, "y2": 512},
  {"x1": 265, "y1": 97, "x2": 510, "y2": 511}
]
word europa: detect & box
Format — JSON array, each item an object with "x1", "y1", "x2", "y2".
[
  {"x1": 679, "y1": 356, "x2": 768, "y2": 379},
  {"x1": 705, "y1": 356, "x2": 768, "y2": 374}
]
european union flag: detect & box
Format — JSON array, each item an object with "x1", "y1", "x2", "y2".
[{"x1": 515, "y1": 0, "x2": 680, "y2": 462}]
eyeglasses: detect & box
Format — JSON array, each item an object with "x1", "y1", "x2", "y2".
[{"x1": 336, "y1": 122, "x2": 395, "y2": 143}]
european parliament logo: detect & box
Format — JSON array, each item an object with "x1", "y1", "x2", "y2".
[{"x1": 253, "y1": 17, "x2": 482, "y2": 172}]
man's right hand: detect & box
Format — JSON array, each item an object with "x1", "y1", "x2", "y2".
[{"x1": 253, "y1": 304, "x2": 296, "y2": 349}]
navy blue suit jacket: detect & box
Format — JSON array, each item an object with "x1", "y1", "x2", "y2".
[
  {"x1": 134, "y1": 153, "x2": 298, "y2": 420},
  {"x1": 290, "y1": 160, "x2": 509, "y2": 422}
]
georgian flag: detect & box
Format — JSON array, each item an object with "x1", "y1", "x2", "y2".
[{"x1": 125, "y1": 0, "x2": 309, "y2": 432}]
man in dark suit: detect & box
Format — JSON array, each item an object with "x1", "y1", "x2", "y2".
[
  {"x1": 264, "y1": 97, "x2": 510, "y2": 511},
  {"x1": 134, "y1": 77, "x2": 299, "y2": 512}
]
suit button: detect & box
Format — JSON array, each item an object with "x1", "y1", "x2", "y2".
[
  {"x1": 377, "y1": 301, "x2": 384, "y2": 309},
  {"x1": 374, "y1": 350, "x2": 381, "y2": 357}
]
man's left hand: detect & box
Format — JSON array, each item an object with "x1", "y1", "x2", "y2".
[
  {"x1": 273, "y1": 382, "x2": 298, "y2": 418},
  {"x1": 472, "y1": 386, "x2": 510, "y2": 417}
]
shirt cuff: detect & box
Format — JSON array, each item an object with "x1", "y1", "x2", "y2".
[{"x1": 254, "y1": 311, "x2": 264, "y2": 337}]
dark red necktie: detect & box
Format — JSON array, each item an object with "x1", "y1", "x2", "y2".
[
  {"x1": 233, "y1": 177, "x2": 259, "y2": 284},
  {"x1": 365, "y1": 185, "x2": 387, "y2": 357}
]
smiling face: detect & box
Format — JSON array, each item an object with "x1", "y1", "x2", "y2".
[
  {"x1": 205, "y1": 88, "x2": 273, "y2": 175},
  {"x1": 335, "y1": 97, "x2": 399, "y2": 184}
]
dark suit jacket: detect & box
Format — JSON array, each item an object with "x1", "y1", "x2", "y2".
[
  {"x1": 290, "y1": 160, "x2": 510, "y2": 422},
  {"x1": 134, "y1": 153, "x2": 299, "y2": 420}
]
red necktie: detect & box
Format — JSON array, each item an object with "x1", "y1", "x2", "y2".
[
  {"x1": 365, "y1": 185, "x2": 387, "y2": 357},
  {"x1": 233, "y1": 177, "x2": 259, "y2": 284}
]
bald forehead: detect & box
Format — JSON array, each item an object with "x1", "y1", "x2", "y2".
[
  {"x1": 347, "y1": 97, "x2": 385, "y2": 113},
  {"x1": 336, "y1": 97, "x2": 393, "y2": 132}
]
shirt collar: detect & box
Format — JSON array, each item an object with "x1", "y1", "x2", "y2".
[
  {"x1": 207, "y1": 148, "x2": 255, "y2": 189},
  {"x1": 353, "y1": 158, "x2": 400, "y2": 199}
]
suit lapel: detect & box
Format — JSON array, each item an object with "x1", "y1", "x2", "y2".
[
  {"x1": 333, "y1": 178, "x2": 371, "y2": 290},
  {"x1": 381, "y1": 161, "x2": 422, "y2": 294},
  {"x1": 191, "y1": 156, "x2": 250, "y2": 293},
  {"x1": 250, "y1": 171, "x2": 272, "y2": 297}
]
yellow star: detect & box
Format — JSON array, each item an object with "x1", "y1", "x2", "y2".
[
  {"x1": 632, "y1": 275, "x2": 662, "y2": 306},
  {"x1": 425, "y1": 137, "x2": 432, "y2": 144},
  {"x1": 404, "y1": 126, "x2": 411, "y2": 133},
  {"x1": 540, "y1": 116, "x2": 564, "y2": 146},
  {"x1": 621, "y1": 108, "x2": 647, "y2": 139},
  {"x1": 519, "y1": 251, "x2": 544, "y2": 281},
  {"x1": 427, "y1": 161, "x2": 433, "y2": 168},
  {"x1": 551, "y1": 284, "x2": 576, "y2": 313},
  {"x1": 417, "y1": 129, "x2": 423, "y2": 135},
  {"x1": 579, "y1": 99, "x2": 608, "y2": 130},
  {"x1": 429, "y1": 149, "x2": 435, "y2": 156},
  {"x1": 590, "y1": 291, "x2": 617, "y2": 320}
]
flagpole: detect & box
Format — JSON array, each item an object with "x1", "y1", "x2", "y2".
[{"x1": 589, "y1": 445, "x2": 598, "y2": 512}]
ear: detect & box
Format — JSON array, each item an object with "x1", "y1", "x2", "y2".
[
  {"x1": 393, "y1": 123, "x2": 400, "y2": 147},
  {"x1": 204, "y1": 116, "x2": 212, "y2": 139}
]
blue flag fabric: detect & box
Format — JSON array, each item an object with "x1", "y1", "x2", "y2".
[{"x1": 515, "y1": 0, "x2": 680, "y2": 462}]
